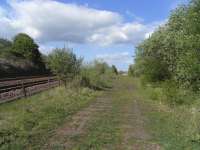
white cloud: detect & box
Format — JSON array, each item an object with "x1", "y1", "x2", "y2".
[
  {"x1": 0, "y1": 0, "x2": 162, "y2": 45},
  {"x1": 96, "y1": 52, "x2": 132, "y2": 65},
  {"x1": 88, "y1": 21, "x2": 163, "y2": 46}
]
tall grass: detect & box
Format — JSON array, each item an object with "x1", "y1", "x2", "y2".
[
  {"x1": 0, "y1": 86, "x2": 98, "y2": 149},
  {"x1": 135, "y1": 78, "x2": 200, "y2": 149}
]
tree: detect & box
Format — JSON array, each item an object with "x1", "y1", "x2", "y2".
[
  {"x1": 0, "y1": 38, "x2": 12, "y2": 56},
  {"x1": 47, "y1": 48, "x2": 82, "y2": 86},
  {"x1": 111, "y1": 65, "x2": 118, "y2": 75},
  {"x1": 12, "y1": 33, "x2": 45, "y2": 70},
  {"x1": 133, "y1": 0, "x2": 200, "y2": 92}
]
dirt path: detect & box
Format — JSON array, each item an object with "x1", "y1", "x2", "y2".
[
  {"x1": 44, "y1": 77, "x2": 161, "y2": 150},
  {"x1": 121, "y1": 98, "x2": 160, "y2": 150},
  {"x1": 44, "y1": 93, "x2": 113, "y2": 149}
]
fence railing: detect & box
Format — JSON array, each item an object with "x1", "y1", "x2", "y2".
[{"x1": 0, "y1": 76, "x2": 59, "y2": 104}]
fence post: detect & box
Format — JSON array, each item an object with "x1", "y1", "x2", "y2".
[
  {"x1": 22, "y1": 80, "x2": 26, "y2": 97},
  {"x1": 48, "y1": 77, "x2": 50, "y2": 88}
]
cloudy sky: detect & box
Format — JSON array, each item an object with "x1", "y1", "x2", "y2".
[{"x1": 0, "y1": 0, "x2": 187, "y2": 70}]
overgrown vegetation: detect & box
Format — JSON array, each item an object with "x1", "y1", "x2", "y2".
[
  {"x1": 129, "y1": 0, "x2": 200, "y2": 105},
  {"x1": 79, "y1": 61, "x2": 116, "y2": 90},
  {"x1": 47, "y1": 48, "x2": 83, "y2": 86},
  {"x1": 0, "y1": 86, "x2": 98, "y2": 149},
  {"x1": 134, "y1": 78, "x2": 200, "y2": 150},
  {"x1": 0, "y1": 33, "x2": 118, "y2": 149},
  {"x1": 0, "y1": 33, "x2": 47, "y2": 77},
  {"x1": 128, "y1": 1, "x2": 200, "y2": 147}
]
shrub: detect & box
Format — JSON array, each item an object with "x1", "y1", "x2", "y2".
[
  {"x1": 47, "y1": 48, "x2": 82, "y2": 86},
  {"x1": 130, "y1": 0, "x2": 200, "y2": 105},
  {"x1": 79, "y1": 61, "x2": 114, "y2": 89}
]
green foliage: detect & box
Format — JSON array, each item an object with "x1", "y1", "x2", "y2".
[
  {"x1": 128, "y1": 65, "x2": 134, "y2": 76},
  {"x1": 131, "y1": 0, "x2": 200, "y2": 104},
  {"x1": 0, "y1": 38, "x2": 12, "y2": 57},
  {"x1": 79, "y1": 61, "x2": 114, "y2": 89},
  {"x1": 93, "y1": 60, "x2": 110, "y2": 75},
  {"x1": 145, "y1": 103, "x2": 200, "y2": 150},
  {"x1": 134, "y1": 77, "x2": 200, "y2": 149},
  {"x1": 12, "y1": 33, "x2": 44, "y2": 65},
  {"x1": 0, "y1": 39, "x2": 12, "y2": 50},
  {"x1": 47, "y1": 48, "x2": 82, "y2": 85},
  {"x1": 111, "y1": 65, "x2": 118, "y2": 75},
  {"x1": 0, "y1": 34, "x2": 47, "y2": 77},
  {"x1": 0, "y1": 86, "x2": 97, "y2": 149}
]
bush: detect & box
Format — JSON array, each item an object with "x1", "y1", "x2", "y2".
[
  {"x1": 162, "y1": 80, "x2": 197, "y2": 105},
  {"x1": 47, "y1": 48, "x2": 82, "y2": 86},
  {"x1": 78, "y1": 61, "x2": 114, "y2": 89},
  {"x1": 130, "y1": 0, "x2": 200, "y2": 105}
]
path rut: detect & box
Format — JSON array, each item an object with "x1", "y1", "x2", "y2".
[
  {"x1": 44, "y1": 77, "x2": 161, "y2": 150},
  {"x1": 44, "y1": 93, "x2": 113, "y2": 149}
]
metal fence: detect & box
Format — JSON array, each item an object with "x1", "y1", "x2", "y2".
[{"x1": 0, "y1": 76, "x2": 59, "y2": 104}]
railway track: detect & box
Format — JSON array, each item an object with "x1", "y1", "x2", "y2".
[{"x1": 0, "y1": 75, "x2": 60, "y2": 104}]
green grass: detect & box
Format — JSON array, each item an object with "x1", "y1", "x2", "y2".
[
  {"x1": 134, "y1": 78, "x2": 200, "y2": 150},
  {"x1": 69, "y1": 77, "x2": 141, "y2": 149},
  {"x1": 2, "y1": 76, "x2": 200, "y2": 149},
  {"x1": 71, "y1": 95, "x2": 122, "y2": 150},
  {"x1": 66, "y1": 86, "x2": 123, "y2": 149},
  {"x1": 146, "y1": 108, "x2": 200, "y2": 149},
  {"x1": 0, "y1": 87, "x2": 98, "y2": 150}
]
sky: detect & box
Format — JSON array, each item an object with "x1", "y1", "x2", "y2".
[{"x1": 0, "y1": 0, "x2": 188, "y2": 71}]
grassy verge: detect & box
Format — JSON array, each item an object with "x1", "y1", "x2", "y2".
[
  {"x1": 0, "y1": 87, "x2": 98, "y2": 150},
  {"x1": 134, "y1": 78, "x2": 200, "y2": 150}
]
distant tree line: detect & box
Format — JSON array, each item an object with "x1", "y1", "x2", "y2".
[
  {"x1": 129, "y1": 0, "x2": 200, "y2": 104},
  {"x1": 47, "y1": 48, "x2": 118, "y2": 89},
  {"x1": 0, "y1": 33, "x2": 118, "y2": 89}
]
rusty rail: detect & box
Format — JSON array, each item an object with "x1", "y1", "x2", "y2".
[{"x1": 0, "y1": 76, "x2": 59, "y2": 104}]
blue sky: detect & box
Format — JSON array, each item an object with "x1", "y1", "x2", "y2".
[
  {"x1": 59, "y1": 0, "x2": 181, "y2": 22},
  {"x1": 0, "y1": 0, "x2": 188, "y2": 70}
]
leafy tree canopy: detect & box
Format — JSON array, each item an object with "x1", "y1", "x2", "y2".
[
  {"x1": 11, "y1": 33, "x2": 45, "y2": 69},
  {"x1": 12, "y1": 33, "x2": 40, "y2": 60},
  {"x1": 131, "y1": 0, "x2": 200, "y2": 91}
]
